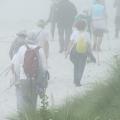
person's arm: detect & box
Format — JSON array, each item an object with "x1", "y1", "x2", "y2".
[
  {"x1": 65, "y1": 40, "x2": 74, "y2": 58},
  {"x1": 43, "y1": 32, "x2": 49, "y2": 59},
  {"x1": 11, "y1": 54, "x2": 17, "y2": 75},
  {"x1": 9, "y1": 38, "x2": 17, "y2": 60},
  {"x1": 65, "y1": 30, "x2": 77, "y2": 58},
  {"x1": 43, "y1": 41, "x2": 49, "y2": 60},
  {"x1": 10, "y1": 54, "x2": 17, "y2": 85}
]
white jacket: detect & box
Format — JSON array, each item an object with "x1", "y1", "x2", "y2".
[{"x1": 11, "y1": 44, "x2": 47, "y2": 80}]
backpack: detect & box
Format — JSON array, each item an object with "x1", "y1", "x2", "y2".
[
  {"x1": 75, "y1": 35, "x2": 87, "y2": 54},
  {"x1": 23, "y1": 45, "x2": 40, "y2": 79},
  {"x1": 92, "y1": 4, "x2": 105, "y2": 19}
]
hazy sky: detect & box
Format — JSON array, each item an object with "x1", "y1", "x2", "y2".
[
  {"x1": 0, "y1": 0, "x2": 92, "y2": 21},
  {"x1": 0, "y1": 0, "x2": 113, "y2": 34}
]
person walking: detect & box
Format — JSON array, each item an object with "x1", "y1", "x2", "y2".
[
  {"x1": 9, "y1": 30, "x2": 27, "y2": 60},
  {"x1": 56, "y1": 0, "x2": 77, "y2": 53},
  {"x1": 91, "y1": 0, "x2": 107, "y2": 64},
  {"x1": 66, "y1": 20, "x2": 95, "y2": 86},
  {"x1": 91, "y1": 0, "x2": 107, "y2": 51},
  {"x1": 11, "y1": 32, "x2": 48, "y2": 115}
]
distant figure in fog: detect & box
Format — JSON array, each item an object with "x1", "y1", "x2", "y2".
[
  {"x1": 9, "y1": 30, "x2": 27, "y2": 60},
  {"x1": 47, "y1": 0, "x2": 58, "y2": 41},
  {"x1": 91, "y1": 0, "x2": 107, "y2": 52},
  {"x1": 35, "y1": 19, "x2": 50, "y2": 61},
  {"x1": 66, "y1": 20, "x2": 96, "y2": 87},
  {"x1": 114, "y1": 0, "x2": 120, "y2": 38},
  {"x1": 56, "y1": 0, "x2": 77, "y2": 53}
]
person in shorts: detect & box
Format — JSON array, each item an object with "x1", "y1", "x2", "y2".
[{"x1": 91, "y1": 0, "x2": 107, "y2": 51}]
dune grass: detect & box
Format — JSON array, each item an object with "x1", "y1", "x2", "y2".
[
  {"x1": 52, "y1": 58, "x2": 120, "y2": 120},
  {"x1": 8, "y1": 58, "x2": 120, "y2": 120}
]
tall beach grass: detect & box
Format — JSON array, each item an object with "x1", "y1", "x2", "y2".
[{"x1": 8, "y1": 58, "x2": 120, "y2": 120}]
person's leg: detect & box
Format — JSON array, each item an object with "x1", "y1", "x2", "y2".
[
  {"x1": 27, "y1": 80, "x2": 37, "y2": 111},
  {"x1": 31, "y1": 81, "x2": 37, "y2": 110},
  {"x1": 97, "y1": 30, "x2": 104, "y2": 51},
  {"x1": 95, "y1": 37, "x2": 101, "y2": 64},
  {"x1": 57, "y1": 24, "x2": 64, "y2": 52},
  {"x1": 51, "y1": 22, "x2": 56, "y2": 41},
  {"x1": 73, "y1": 53, "x2": 79, "y2": 85},
  {"x1": 97, "y1": 37, "x2": 102, "y2": 51},
  {"x1": 77, "y1": 55, "x2": 87, "y2": 86},
  {"x1": 16, "y1": 86, "x2": 24, "y2": 113},
  {"x1": 64, "y1": 26, "x2": 72, "y2": 51},
  {"x1": 93, "y1": 32, "x2": 97, "y2": 51},
  {"x1": 74, "y1": 63, "x2": 78, "y2": 86},
  {"x1": 16, "y1": 82, "x2": 31, "y2": 115},
  {"x1": 19, "y1": 80, "x2": 37, "y2": 112}
]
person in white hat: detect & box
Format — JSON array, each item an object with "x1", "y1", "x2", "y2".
[
  {"x1": 9, "y1": 30, "x2": 27, "y2": 59},
  {"x1": 11, "y1": 32, "x2": 48, "y2": 114}
]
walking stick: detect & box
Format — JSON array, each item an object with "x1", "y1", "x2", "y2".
[{"x1": 0, "y1": 64, "x2": 11, "y2": 77}]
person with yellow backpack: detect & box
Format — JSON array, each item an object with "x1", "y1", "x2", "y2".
[{"x1": 66, "y1": 20, "x2": 96, "y2": 86}]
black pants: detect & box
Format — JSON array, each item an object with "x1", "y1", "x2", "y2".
[
  {"x1": 57, "y1": 24, "x2": 72, "y2": 51},
  {"x1": 70, "y1": 50, "x2": 87, "y2": 86}
]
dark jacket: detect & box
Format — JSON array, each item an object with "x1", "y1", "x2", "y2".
[{"x1": 56, "y1": 0, "x2": 77, "y2": 27}]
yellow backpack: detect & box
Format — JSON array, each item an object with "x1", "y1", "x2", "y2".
[{"x1": 75, "y1": 35, "x2": 87, "y2": 53}]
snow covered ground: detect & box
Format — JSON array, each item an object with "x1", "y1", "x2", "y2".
[{"x1": 0, "y1": 0, "x2": 119, "y2": 119}]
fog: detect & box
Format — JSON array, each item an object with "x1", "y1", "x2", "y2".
[
  {"x1": 0, "y1": 0, "x2": 94, "y2": 34},
  {"x1": 0, "y1": 0, "x2": 114, "y2": 35},
  {"x1": 0, "y1": 0, "x2": 119, "y2": 119}
]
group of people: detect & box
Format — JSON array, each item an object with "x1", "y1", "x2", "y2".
[
  {"x1": 9, "y1": 20, "x2": 49, "y2": 114},
  {"x1": 8, "y1": 0, "x2": 119, "y2": 116}
]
